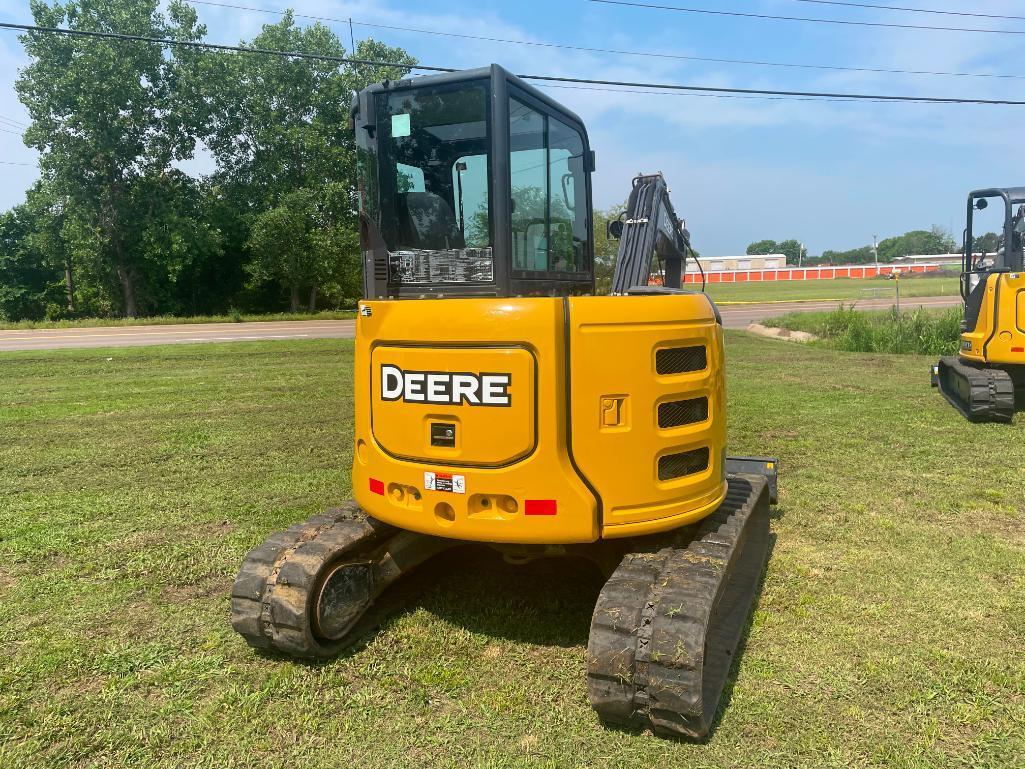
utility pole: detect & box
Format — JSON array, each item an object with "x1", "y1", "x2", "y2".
[
  {"x1": 799, "y1": 242, "x2": 804, "y2": 267},
  {"x1": 872, "y1": 235, "x2": 878, "y2": 271}
]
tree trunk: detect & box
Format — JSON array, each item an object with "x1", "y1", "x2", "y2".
[
  {"x1": 117, "y1": 261, "x2": 138, "y2": 318},
  {"x1": 308, "y1": 284, "x2": 317, "y2": 313},
  {"x1": 64, "y1": 256, "x2": 75, "y2": 313},
  {"x1": 290, "y1": 284, "x2": 300, "y2": 313}
]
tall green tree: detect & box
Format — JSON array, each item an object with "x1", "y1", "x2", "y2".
[
  {"x1": 204, "y1": 15, "x2": 414, "y2": 310},
  {"x1": 246, "y1": 185, "x2": 358, "y2": 312},
  {"x1": 17, "y1": 0, "x2": 208, "y2": 317}
]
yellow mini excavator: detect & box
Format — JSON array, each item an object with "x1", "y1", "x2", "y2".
[
  {"x1": 932, "y1": 187, "x2": 1025, "y2": 422},
  {"x1": 231, "y1": 64, "x2": 778, "y2": 739}
]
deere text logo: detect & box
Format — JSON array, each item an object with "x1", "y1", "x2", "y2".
[{"x1": 380, "y1": 364, "x2": 512, "y2": 406}]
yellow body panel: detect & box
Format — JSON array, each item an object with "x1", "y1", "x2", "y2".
[
  {"x1": 567, "y1": 296, "x2": 727, "y2": 538},
  {"x1": 352, "y1": 294, "x2": 726, "y2": 545},
  {"x1": 960, "y1": 272, "x2": 1025, "y2": 366},
  {"x1": 370, "y1": 345, "x2": 536, "y2": 466}
]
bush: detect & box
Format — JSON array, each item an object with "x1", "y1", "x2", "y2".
[{"x1": 773, "y1": 305, "x2": 961, "y2": 356}]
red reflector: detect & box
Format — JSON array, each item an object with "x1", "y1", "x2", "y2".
[
  {"x1": 1012, "y1": 347, "x2": 1024, "y2": 353},
  {"x1": 369, "y1": 478, "x2": 385, "y2": 495},
  {"x1": 525, "y1": 499, "x2": 557, "y2": 516}
]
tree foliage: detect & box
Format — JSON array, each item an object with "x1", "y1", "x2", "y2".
[
  {"x1": 2, "y1": 0, "x2": 416, "y2": 321},
  {"x1": 592, "y1": 203, "x2": 625, "y2": 294},
  {"x1": 746, "y1": 238, "x2": 802, "y2": 264},
  {"x1": 749, "y1": 226, "x2": 957, "y2": 267}
]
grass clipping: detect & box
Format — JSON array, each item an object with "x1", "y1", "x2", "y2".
[{"x1": 771, "y1": 304, "x2": 962, "y2": 356}]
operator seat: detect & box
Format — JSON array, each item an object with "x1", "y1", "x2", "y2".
[{"x1": 398, "y1": 192, "x2": 466, "y2": 250}]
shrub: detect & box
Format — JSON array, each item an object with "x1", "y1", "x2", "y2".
[{"x1": 772, "y1": 305, "x2": 961, "y2": 356}]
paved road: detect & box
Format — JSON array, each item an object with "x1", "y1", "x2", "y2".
[
  {"x1": 0, "y1": 295, "x2": 960, "y2": 351},
  {"x1": 0, "y1": 320, "x2": 357, "y2": 351}
]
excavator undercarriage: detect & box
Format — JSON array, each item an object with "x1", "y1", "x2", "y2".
[
  {"x1": 232, "y1": 467, "x2": 772, "y2": 739},
  {"x1": 934, "y1": 356, "x2": 1016, "y2": 423}
]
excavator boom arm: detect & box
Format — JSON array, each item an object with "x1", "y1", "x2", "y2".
[{"x1": 611, "y1": 173, "x2": 693, "y2": 294}]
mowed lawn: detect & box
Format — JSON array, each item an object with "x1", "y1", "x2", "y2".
[
  {"x1": 706, "y1": 275, "x2": 959, "y2": 303},
  {"x1": 1, "y1": 336, "x2": 1022, "y2": 768}
]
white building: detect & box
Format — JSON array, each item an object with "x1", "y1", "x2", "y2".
[{"x1": 686, "y1": 254, "x2": 789, "y2": 273}]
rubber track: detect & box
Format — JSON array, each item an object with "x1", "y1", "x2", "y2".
[
  {"x1": 230, "y1": 501, "x2": 395, "y2": 658},
  {"x1": 937, "y1": 356, "x2": 1015, "y2": 423},
  {"x1": 586, "y1": 474, "x2": 770, "y2": 739}
]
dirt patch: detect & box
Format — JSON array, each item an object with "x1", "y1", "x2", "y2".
[{"x1": 747, "y1": 323, "x2": 818, "y2": 342}]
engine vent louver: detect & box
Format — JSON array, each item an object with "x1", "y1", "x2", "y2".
[
  {"x1": 656, "y1": 345, "x2": 706, "y2": 375},
  {"x1": 658, "y1": 447, "x2": 710, "y2": 481},
  {"x1": 658, "y1": 397, "x2": 709, "y2": 429}
]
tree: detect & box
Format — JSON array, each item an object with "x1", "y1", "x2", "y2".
[
  {"x1": 246, "y1": 185, "x2": 360, "y2": 312},
  {"x1": 17, "y1": 0, "x2": 208, "y2": 317},
  {"x1": 0, "y1": 204, "x2": 60, "y2": 321},
  {"x1": 973, "y1": 232, "x2": 1000, "y2": 254},
  {"x1": 747, "y1": 238, "x2": 803, "y2": 264},
  {"x1": 877, "y1": 226, "x2": 955, "y2": 262},
  {"x1": 776, "y1": 239, "x2": 804, "y2": 265},
  {"x1": 592, "y1": 203, "x2": 626, "y2": 294},
  {"x1": 203, "y1": 16, "x2": 414, "y2": 310},
  {"x1": 746, "y1": 239, "x2": 778, "y2": 256},
  {"x1": 818, "y1": 245, "x2": 875, "y2": 266}
]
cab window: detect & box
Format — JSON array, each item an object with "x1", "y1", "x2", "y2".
[{"x1": 509, "y1": 97, "x2": 587, "y2": 274}]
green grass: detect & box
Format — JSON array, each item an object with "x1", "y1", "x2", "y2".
[
  {"x1": 1, "y1": 337, "x2": 1023, "y2": 768},
  {"x1": 0, "y1": 309, "x2": 356, "y2": 330},
  {"x1": 705, "y1": 274, "x2": 959, "y2": 304},
  {"x1": 770, "y1": 306, "x2": 963, "y2": 356}
]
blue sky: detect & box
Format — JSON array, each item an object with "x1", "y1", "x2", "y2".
[{"x1": 2, "y1": 0, "x2": 1025, "y2": 255}]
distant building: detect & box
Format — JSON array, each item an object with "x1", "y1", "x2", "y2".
[
  {"x1": 893, "y1": 253, "x2": 963, "y2": 267},
  {"x1": 687, "y1": 254, "x2": 789, "y2": 272}
]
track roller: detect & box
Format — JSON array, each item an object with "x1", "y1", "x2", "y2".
[
  {"x1": 231, "y1": 502, "x2": 457, "y2": 658},
  {"x1": 586, "y1": 473, "x2": 771, "y2": 740}
]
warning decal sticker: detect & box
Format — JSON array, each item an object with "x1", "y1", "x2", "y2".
[{"x1": 424, "y1": 471, "x2": 466, "y2": 494}]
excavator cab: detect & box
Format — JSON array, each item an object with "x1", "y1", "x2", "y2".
[
  {"x1": 232, "y1": 64, "x2": 778, "y2": 740},
  {"x1": 353, "y1": 65, "x2": 594, "y2": 298},
  {"x1": 932, "y1": 187, "x2": 1025, "y2": 422}
]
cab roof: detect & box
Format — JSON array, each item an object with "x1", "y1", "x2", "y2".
[{"x1": 356, "y1": 63, "x2": 587, "y2": 134}]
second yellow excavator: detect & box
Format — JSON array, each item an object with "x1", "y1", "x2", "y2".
[{"x1": 932, "y1": 187, "x2": 1025, "y2": 422}]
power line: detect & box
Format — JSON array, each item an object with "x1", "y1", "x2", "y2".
[
  {"x1": 183, "y1": 0, "x2": 1025, "y2": 81},
  {"x1": 3, "y1": 22, "x2": 1025, "y2": 105},
  {"x1": 519, "y1": 71, "x2": 1025, "y2": 104},
  {"x1": 0, "y1": 115, "x2": 29, "y2": 128},
  {"x1": 0, "y1": 126, "x2": 25, "y2": 137},
  {"x1": 538, "y1": 81, "x2": 928, "y2": 104},
  {"x1": 793, "y1": 0, "x2": 1025, "y2": 22},
  {"x1": 0, "y1": 160, "x2": 36, "y2": 166},
  {"x1": 588, "y1": 0, "x2": 1025, "y2": 35},
  {"x1": 0, "y1": 21, "x2": 442, "y2": 72}
]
